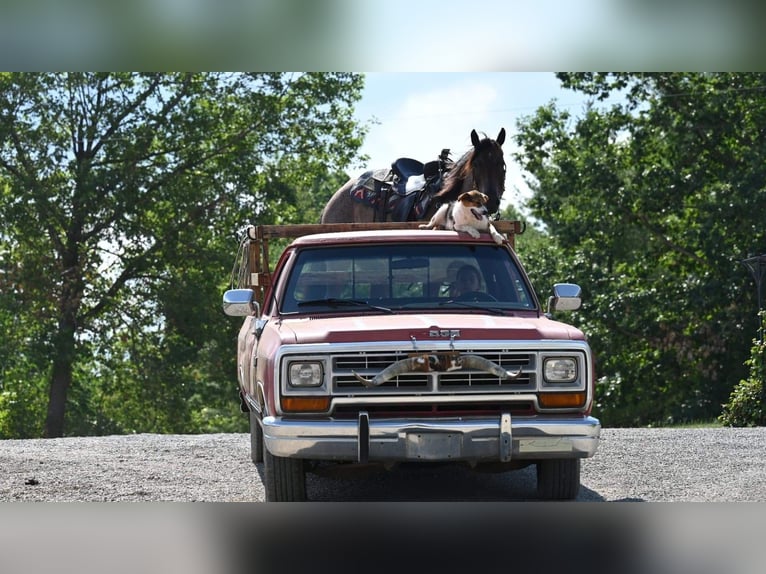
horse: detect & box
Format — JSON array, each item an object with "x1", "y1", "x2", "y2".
[{"x1": 320, "y1": 128, "x2": 506, "y2": 224}]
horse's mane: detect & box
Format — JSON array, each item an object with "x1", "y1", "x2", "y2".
[{"x1": 435, "y1": 148, "x2": 473, "y2": 200}]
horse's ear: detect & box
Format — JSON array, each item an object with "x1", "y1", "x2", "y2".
[
  {"x1": 496, "y1": 128, "x2": 506, "y2": 146},
  {"x1": 470, "y1": 129, "x2": 480, "y2": 147}
]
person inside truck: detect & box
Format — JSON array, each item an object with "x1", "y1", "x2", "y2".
[{"x1": 449, "y1": 264, "x2": 482, "y2": 297}]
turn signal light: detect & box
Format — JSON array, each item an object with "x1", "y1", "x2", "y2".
[
  {"x1": 538, "y1": 392, "x2": 586, "y2": 409},
  {"x1": 281, "y1": 396, "x2": 331, "y2": 413}
]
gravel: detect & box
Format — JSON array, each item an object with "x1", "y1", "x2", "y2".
[
  {"x1": 2, "y1": 427, "x2": 765, "y2": 502},
  {"x1": 4, "y1": 428, "x2": 765, "y2": 574}
]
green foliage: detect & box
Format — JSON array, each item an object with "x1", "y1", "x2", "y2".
[
  {"x1": 0, "y1": 284, "x2": 49, "y2": 438},
  {"x1": 719, "y1": 313, "x2": 766, "y2": 427},
  {"x1": 0, "y1": 379, "x2": 48, "y2": 439},
  {"x1": 0, "y1": 345, "x2": 48, "y2": 438},
  {"x1": 514, "y1": 73, "x2": 766, "y2": 426},
  {"x1": 501, "y1": 206, "x2": 567, "y2": 305},
  {"x1": 0, "y1": 73, "x2": 366, "y2": 437}
]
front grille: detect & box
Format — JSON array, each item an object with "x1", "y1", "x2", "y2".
[
  {"x1": 440, "y1": 371, "x2": 533, "y2": 388},
  {"x1": 336, "y1": 373, "x2": 430, "y2": 390},
  {"x1": 331, "y1": 350, "x2": 536, "y2": 393}
]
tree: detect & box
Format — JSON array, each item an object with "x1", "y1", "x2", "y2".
[
  {"x1": 0, "y1": 73, "x2": 366, "y2": 437},
  {"x1": 514, "y1": 73, "x2": 766, "y2": 425},
  {"x1": 719, "y1": 312, "x2": 766, "y2": 426},
  {"x1": 499, "y1": 203, "x2": 567, "y2": 306}
]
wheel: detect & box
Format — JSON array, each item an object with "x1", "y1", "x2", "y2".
[
  {"x1": 263, "y1": 441, "x2": 307, "y2": 502},
  {"x1": 455, "y1": 290, "x2": 498, "y2": 302},
  {"x1": 536, "y1": 459, "x2": 581, "y2": 500},
  {"x1": 249, "y1": 410, "x2": 263, "y2": 464}
]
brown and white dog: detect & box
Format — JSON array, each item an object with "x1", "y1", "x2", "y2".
[{"x1": 419, "y1": 190, "x2": 505, "y2": 244}]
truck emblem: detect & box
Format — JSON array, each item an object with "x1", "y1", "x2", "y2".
[{"x1": 429, "y1": 329, "x2": 460, "y2": 338}]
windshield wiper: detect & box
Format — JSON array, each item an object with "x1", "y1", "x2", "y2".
[{"x1": 297, "y1": 298, "x2": 394, "y2": 314}]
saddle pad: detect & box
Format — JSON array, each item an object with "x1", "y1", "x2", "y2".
[{"x1": 349, "y1": 168, "x2": 391, "y2": 207}]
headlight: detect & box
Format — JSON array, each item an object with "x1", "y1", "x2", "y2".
[
  {"x1": 543, "y1": 357, "x2": 577, "y2": 383},
  {"x1": 288, "y1": 361, "x2": 324, "y2": 387}
]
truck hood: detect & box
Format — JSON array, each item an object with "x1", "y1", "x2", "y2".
[{"x1": 275, "y1": 313, "x2": 585, "y2": 344}]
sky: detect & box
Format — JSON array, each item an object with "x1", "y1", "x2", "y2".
[
  {"x1": 351, "y1": 73, "x2": 587, "y2": 212},
  {"x1": 1, "y1": 0, "x2": 760, "y2": 69}
]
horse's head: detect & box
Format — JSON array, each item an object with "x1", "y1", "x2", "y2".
[{"x1": 467, "y1": 128, "x2": 506, "y2": 214}]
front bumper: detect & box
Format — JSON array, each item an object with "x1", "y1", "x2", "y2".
[{"x1": 262, "y1": 414, "x2": 600, "y2": 463}]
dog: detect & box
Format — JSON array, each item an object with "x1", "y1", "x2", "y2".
[{"x1": 419, "y1": 190, "x2": 505, "y2": 244}]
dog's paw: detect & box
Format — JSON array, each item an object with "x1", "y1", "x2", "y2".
[{"x1": 489, "y1": 226, "x2": 505, "y2": 244}]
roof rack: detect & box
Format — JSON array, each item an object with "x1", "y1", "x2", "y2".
[{"x1": 232, "y1": 221, "x2": 526, "y2": 306}]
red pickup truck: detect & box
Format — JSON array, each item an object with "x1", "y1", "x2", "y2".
[{"x1": 223, "y1": 222, "x2": 600, "y2": 501}]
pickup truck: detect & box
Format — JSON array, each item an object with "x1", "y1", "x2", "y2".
[{"x1": 223, "y1": 222, "x2": 600, "y2": 501}]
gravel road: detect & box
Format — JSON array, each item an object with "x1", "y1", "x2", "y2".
[{"x1": 1, "y1": 427, "x2": 764, "y2": 502}]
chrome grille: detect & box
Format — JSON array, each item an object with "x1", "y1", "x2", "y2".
[
  {"x1": 335, "y1": 373, "x2": 430, "y2": 390},
  {"x1": 439, "y1": 371, "x2": 534, "y2": 389},
  {"x1": 331, "y1": 350, "x2": 536, "y2": 394}
]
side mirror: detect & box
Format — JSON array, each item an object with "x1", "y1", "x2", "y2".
[
  {"x1": 222, "y1": 289, "x2": 260, "y2": 317},
  {"x1": 547, "y1": 283, "x2": 582, "y2": 314}
]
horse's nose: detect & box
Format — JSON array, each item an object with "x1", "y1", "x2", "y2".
[{"x1": 486, "y1": 194, "x2": 500, "y2": 214}]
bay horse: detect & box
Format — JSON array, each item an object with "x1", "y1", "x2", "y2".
[{"x1": 320, "y1": 128, "x2": 506, "y2": 223}]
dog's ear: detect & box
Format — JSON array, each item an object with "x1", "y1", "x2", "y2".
[
  {"x1": 480, "y1": 192, "x2": 489, "y2": 203},
  {"x1": 457, "y1": 192, "x2": 469, "y2": 201}
]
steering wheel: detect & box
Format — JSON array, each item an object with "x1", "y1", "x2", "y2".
[{"x1": 454, "y1": 291, "x2": 498, "y2": 302}]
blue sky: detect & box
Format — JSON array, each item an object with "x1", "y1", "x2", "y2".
[{"x1": 352, "y1": 72, "x2": 586, "y2": 211}]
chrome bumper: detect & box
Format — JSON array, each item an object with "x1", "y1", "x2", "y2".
[{"x1": 262, "y1": 414, "x2": 600, "y2": 462}]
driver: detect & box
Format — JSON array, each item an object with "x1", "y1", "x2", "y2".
[{"x1": 450, "y1": 264, "x2": 481, "y2": 297}]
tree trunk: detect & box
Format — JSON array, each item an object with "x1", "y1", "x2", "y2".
[
  {"x1": 44, "y1": 317, "x2": 77, "y2": 438},
  {"x1": 44, "y1": 240, "x2": 82, "y2": 438}
]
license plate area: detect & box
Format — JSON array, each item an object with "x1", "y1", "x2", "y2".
[{"x1": 405, "y1": 431, "x2": 462, "y2": 460}]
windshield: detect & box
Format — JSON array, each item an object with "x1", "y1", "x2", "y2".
[{"x1": 279, "y1": 242, "x2": 536, "y2": 314}]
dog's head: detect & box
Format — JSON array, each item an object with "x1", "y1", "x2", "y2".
[{"x1": 457, "y1": 190, "x2": 490, "y2": 221}]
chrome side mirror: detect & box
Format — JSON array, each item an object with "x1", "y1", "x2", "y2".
[
  {"x1": 223, "y1": 289, "x2": 260, "y2": 317},
  {"x1": 547, "y1": 283, "x2": 582, "y2": 314}
]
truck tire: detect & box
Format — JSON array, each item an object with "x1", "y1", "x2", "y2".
[
  {"x1": 249, "y1": 410, "x2": 263, "y2": 464},
  {"x1": 263, "y1": 444, "x2": 307, "y2": 502},
  {"x1": 536, "y1": 459, "x2": 581, "y2": 500}
]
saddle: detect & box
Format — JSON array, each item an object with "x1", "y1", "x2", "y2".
[{"x1": 349, "y1": 149, "x2": 453, "y2": 222}]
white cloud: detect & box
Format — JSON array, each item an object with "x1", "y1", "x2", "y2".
[{"x1": 362, "y1": 81, "x2": 500, "y2": 170}]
